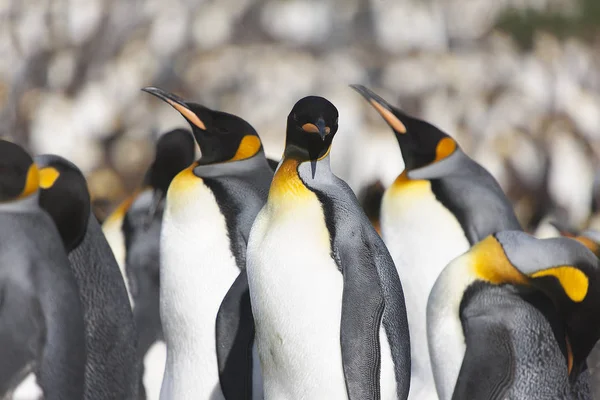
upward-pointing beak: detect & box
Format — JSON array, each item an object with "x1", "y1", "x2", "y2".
[
  {"x1": 141, "y1": 87, "x2": 207, "y2": 130},
  {"x1": 350, "y1": 84, "x2": 407, "y2": 134}
]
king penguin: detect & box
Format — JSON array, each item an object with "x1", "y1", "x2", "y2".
[
  {"x1": 117, "y1": 128, "x2": 195, "y2": 400},
  {"x1": 35, "y1": 154, "x2": 139, "y2": 400},
  {"x1": 246, "y1": 96, "x2": 411, "y2": 399},
  {"x1": 427, "y1": 230, "x2": 599, "y2": 399},
  {"x1": 0, "y1": 140, "x2": 86, "y2": 400},
  {"x1": 351, "y1": 84, "x2": 522, "y2": 399},
  {"x1": 142, "y1": 86, "x2": 273, "y2": 400}
]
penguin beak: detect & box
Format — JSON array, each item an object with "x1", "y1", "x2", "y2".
[
  {"x1": 350, "y1": 84, "x2": 407, "y2": 134},
  {"x1": 315, "y1": 118, "x2": 327, "y2": 141},
  {"x1": 142, "y1": 87, "x2": 207, "y2": 131}
]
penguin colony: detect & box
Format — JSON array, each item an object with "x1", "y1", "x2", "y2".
[{"x1": 0, "y1": 83, "x2": 599, "y2": 400}]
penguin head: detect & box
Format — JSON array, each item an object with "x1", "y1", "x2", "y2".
[
  {"x1": 0, "y1": 140, "x2": 39, "y2": 202},
  {"x1": 351, "y1": 84, "x2": 457, "y2": 172},
  {"x1": 284, "y1": 96, "x2": 339, "y2": 161},
  {"x1": 142, "y1": 87, "x2": 263, "y2": 165},
  {"x1": 143, "y1": 128, "x2": 195, "y2": 194},
  {"x1": 35, "y1": 154, "x2": 91, "y2": 252},
  {"x1": 467, "y1": 230, "x2": 600, "y2": 375},
  {"x1": 140, "y1": 128, "x2": 196, "y2": 228}
]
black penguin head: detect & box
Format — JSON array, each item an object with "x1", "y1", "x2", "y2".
[
  {"x1": 351, "y1": 84, "x2": 458, "y2": 171},
  {"x1": 141, "y1": 87, "x2": 263, "y2": 165},
  {"x1": 143, "y1": 128, "x2": 196, "y2": 194},
  {"x1": 140, "y1": 128, "x2": 196, "y2": 229},
  {"x1": 284, "y1": 96, "x2": 339, "y2": 161},
  {"x1": 35, "y1": 154, "x2": 91, "y2": 252},
  {"x1": 0, "y1": 140, "x2": 39, "y2": 202}
]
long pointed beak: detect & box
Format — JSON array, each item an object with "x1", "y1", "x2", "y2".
[
  {"x1": 350, "y1": 84, "x2": 407, "y2": 134},
  {"x1": 141, "y1": 87, "x2": 206, "y2": 130}
]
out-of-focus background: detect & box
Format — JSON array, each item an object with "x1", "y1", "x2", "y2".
[{"x1": 2, "y1": 0, "x2": 600, "y2": 232}]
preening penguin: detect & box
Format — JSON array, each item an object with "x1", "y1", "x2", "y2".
[
  {"x1": 35, "y1": 154, "x2": 139, "y2": 400},
  {"x1": 427, "y1": 231, "x2": 599, "y2": 399},
  {"x1": 351, "y1": 84, "x2": 521, "y2": 399},
  {"x1": 142, "y1": 87, "x2": 273, "y2": 400},
  {"x1": 246, "y1": 96, "x2": 411, "y2": 399},
  {"x1": 0, "y1": 140, "x2": 86, "y2": 400}
]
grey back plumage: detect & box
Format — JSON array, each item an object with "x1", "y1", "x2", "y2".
[
  {"x1": 68, "y1": 213, "x2": 139, "y2": 400},
  {"x1": 410, "y1": 149, "x2": 522, "y2": 244},
  {"x1": 0, "y1": 206, "x2": 87, "y2": 400},
  {"x1": 454, "y1": 283, "x2": 590, "y2": 400}
]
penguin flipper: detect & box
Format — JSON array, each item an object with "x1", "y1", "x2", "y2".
[
  {"x1": 339, "y1": 235, "x2": 386, "y2": 400},
  {"x1": 451, "y1": 314, "x2": 513, "y2": 400},
  {"x1": 216, "y1": 269, "x2": 256, "y2": 399}
]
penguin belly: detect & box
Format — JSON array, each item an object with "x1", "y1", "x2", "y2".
[
  {"x1": 381, "y1": 180, "x2": 469, "y2": 400},
  {"x1": 159, "y1": 177, "x2": 239, "y2": 400},
  {"x1": 247, "y1": 199, "x2": 348, "y2": 399}
]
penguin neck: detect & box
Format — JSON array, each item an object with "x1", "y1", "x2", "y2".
[
  {"x1": 268, "y1": 155, "x2": 331, "y2": 204},
  {"x1": 427, "y1": 253, "x2": 477, "y2": 400},
  {"x1": 192, "y1": 150, "x2": 270, "y2": 179},
  {"x1": 0, "y1": 192, "x2": 40, "y2": 212}
]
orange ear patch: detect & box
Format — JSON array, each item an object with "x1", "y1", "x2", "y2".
[
  {"x1": 370, "y1": 100, "x2": 407, "y2": 134},
  {"x1": 39, "y1": 167, "x2": 60, "y2": 189},
  {"x1": 167, "y1": 99, "x2": 207, "y2": 130},
  {"x1": 18, "y1": 164, "x2": 40, "y2": 199},
  {"x1": 230, "y1": 135, "x2": 261, "y2": 161},
  {"x1": 530, "y1": 266, "x2": 588, "y2": 302},
  {"x1": 435, "y1": 137, "x2": 457, "y2": 162}
]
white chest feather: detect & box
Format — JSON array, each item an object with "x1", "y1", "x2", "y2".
[
  {"x1": 426, "y1": 256, "x2": 475, "y2": 400},
  {"x1": 247, "y1": 191, "x2": 348, "y2": 399},
  {"x1": 380, "y1": 178, "x2": 469, "y2": 399},
  {"x1": 159, "y1": 172, "x2": 239, "y2": 400}
]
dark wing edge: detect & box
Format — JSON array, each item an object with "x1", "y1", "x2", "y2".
[
  {"x1": 216, "y1": 269, "x2": 256, "y2": 400},
  {"x1": 339, "y1": 228, "x2": 386, "y2": 400},
  {"x1": 451, "y1": 315, "x2": 514, "y2": 400},
  {"x1": 372, "y1": 236, "x2": 412, "y2": 400}
]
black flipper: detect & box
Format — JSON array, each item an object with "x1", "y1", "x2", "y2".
[
  {"x1": 216, "y1": 269, "x2": 255, "y2": 400},
  {"x1": 452, "y1": 314, "x2": 514, "y2": 400},
  {"x1": 339, "y1": 227, "x2": 386, "y2": 400}
]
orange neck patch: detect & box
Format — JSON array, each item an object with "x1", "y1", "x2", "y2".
[
  {"x1": 388, "y1": 170, "x2": 430, "y2": 197},
  {"x1": 229, "y1": 135, "x2": 261, "y2": 162},
  {"x1": 269, "y1": 158, "x2": 311, "y2": 201},
  {"x1": 470, "y1": 236, "x2": 528, "y2": 286}
]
